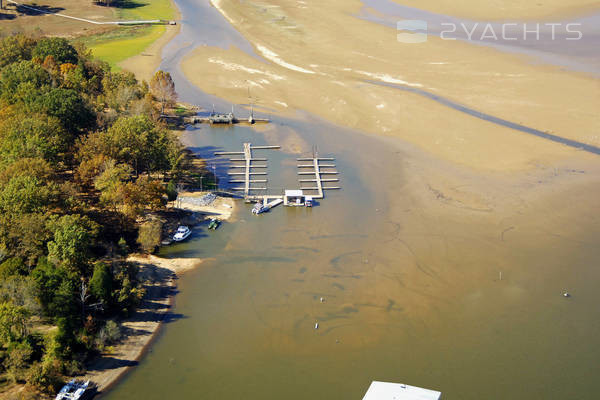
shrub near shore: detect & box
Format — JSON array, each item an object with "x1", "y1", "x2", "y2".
[{"x1": 0, "y1": 35, "x2": 189, "y2": 396}]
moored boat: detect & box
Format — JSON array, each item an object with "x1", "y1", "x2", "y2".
[
  {"x1": 208, "y1": 218, "x2": 220, "y2": 230},
  {"x1": 252, "y1": 202, "x2": 267, "y2": 215},
  {"x1": 173, "y1": 226, "x2": 192, "y2": 242}
]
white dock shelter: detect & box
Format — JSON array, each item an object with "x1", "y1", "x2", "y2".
[
  {"x1": 362, "y1": 381, "x2": 441, "y2": 400},
  {"x1": 284, "y1": 189, "x2": 307, "y2": 206}
]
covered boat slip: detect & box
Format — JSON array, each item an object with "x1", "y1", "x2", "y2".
[{"x1": 362, "y1": 381, "x2": 442, "y2": 400}]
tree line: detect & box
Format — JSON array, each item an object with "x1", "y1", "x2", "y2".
[{"x1": 0, "y1": 34, "x2": 186, "y2": 395}]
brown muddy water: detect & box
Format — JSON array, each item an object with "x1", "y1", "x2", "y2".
[{"x1": 102, "y1": 1, "x2": 600, "y2": 399}]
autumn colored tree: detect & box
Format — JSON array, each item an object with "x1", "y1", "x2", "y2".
[{"x1": 150, "y1": 70, "x2": 177, "y2": 114}]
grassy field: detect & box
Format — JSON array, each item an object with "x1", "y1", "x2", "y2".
[{"x1": 78, "y1": 0, "x2": 175, "y2": 69}]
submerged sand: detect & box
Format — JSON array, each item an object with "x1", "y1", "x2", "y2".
[{"x1": 181, "y1": 0, "x2": 599, "y2": 172}]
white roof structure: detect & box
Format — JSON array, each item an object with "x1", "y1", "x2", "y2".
[
  {"x1": 284, "y1": 190, "x2": 304, "y2": 197},
  {"x1": 362, "y1": 381, "x2": 441, "y2": 400}
]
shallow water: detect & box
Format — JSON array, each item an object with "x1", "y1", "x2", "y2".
[
  {"x1": 102, "y1": 1, "x2": 600, "y2": 399},
  {"x1": 359, "y1": 0, "x2": 600, "y2": 75}
]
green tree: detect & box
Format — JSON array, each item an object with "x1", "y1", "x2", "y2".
[
  {"x1": 47, "y1": 214, "x2": 98, "y2": 270},
  {"x1": 0, "y1": 112, "x2": 70, "y2": 165},
  {"x1": 24, "y1": 87, "x2": 94, "y2": 134},
  {"x1": 89, "y1": 262, "x2": 112, "y2": 305},
  {"x1": 0, "y1": 212, "x2": 52, "y2": 267},
  {"x1": 32, "y1": 258, "x2": 78, "y2": 319},
  {"x1": 0, "y1": 174, "x2": 58, "y2": 215},
  {"x1": 0, "y1": 302, "x2": 30, "y2": 345},
  {"x1": 93, "y1": 159, "x2": 133, "y2": 209},
  {"x1": 0, "y1": 35, "x2": 37, "y2": 69},
  {"x1": 0, "y1": 257, "x2": 26, "y2": 280},
  {"x1": 137, "y1": 220, "x2": 163, "y2": 253},
  {"x1": 32, "y1": 38, "x2": 78, "y2": 65},
  {"x1": 0, "y1": 60, "x2": 50, "y2": 103}
]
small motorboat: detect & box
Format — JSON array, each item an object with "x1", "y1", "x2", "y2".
[
  {"x1": 208, "y1": 218, "x2": 220, "y2": 230},
  {"x1": 252, "y1": 202, "x2": 267, "y2": 215},
  {"x1": 172, "y1": 226, "x2": 191, "y2": 242},
  {"x1": 55, "y1": 379, "x2": 90, "y2": 400}
]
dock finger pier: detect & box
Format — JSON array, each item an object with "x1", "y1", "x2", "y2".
[{"x1": 214, "y1": 143, "x2": 341, "y2": 212}]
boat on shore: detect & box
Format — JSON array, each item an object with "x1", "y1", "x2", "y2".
[
  {"x1": 172, "y1": 226, "x2": 192, "y2": 242},
  {"x1": 55, "y1": 379, "x2": 91, "y2": 400}
]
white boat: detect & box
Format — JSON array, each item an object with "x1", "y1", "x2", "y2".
[
  {"x1": 55, "y1": 379, "x2": 90, "y2": 400},
  {"x1": 252, "y1": 199, "x2": 283, "y2": 215},
  {"x1": 252, "y1": 202, "x2": 267, "y2": 215},
  {"x1": 172, "y1": 226, "x2": 191, "y2": 242}
]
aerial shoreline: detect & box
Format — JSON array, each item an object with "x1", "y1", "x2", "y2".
[{"x1": 62, "y1": 0, "x2": 600, "y2": 398}]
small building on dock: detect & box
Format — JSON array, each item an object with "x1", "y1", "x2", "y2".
[
  {"x1": 362, "y1": 381, "x2": 441, "y2": 400},
  {"x1": 283, "y1": 190, "x2": 312, "y2": 206},
  {"x1": 209, "y1": 112, "x2": 234, "y2": 124}
]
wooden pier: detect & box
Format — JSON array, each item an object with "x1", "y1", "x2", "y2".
[
  {"x1": 214, "y1": 145, "x2": 340, "y2": 206},
  {"x1": 297, "y1": 156, "x2": 340, "y2": 199},
  {"x1": 215, "y1": 143, "x2": 280, "y2": 198}
]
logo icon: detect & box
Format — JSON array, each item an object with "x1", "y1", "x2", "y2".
[{"x1": 397, "y1": 20, "x2": 428, "y2": 43}]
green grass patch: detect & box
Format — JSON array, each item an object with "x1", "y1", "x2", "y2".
[{"x1": 77, "y1": 0, "x2": 175, "y2": 69}]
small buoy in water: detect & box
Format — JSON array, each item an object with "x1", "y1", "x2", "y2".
[
  {"x1": 320, "y1": 297, "x2": 324, "y2": 303},
  {"x1": 314, "y1": 322, "x2": 319, "y2": 330},
  {"x1": 563, "y1": 292, "x2": 570, "y2": 298}
]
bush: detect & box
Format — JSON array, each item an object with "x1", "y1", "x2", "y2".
[
  {"x1": 166, "y1": 180, "x2": 178, "y2": 202},
  {"x1": 26, "y1": 360, "x2": 63, "y2": 393},
  {"x1": 89, "y1": 262, "x2": 113, "y2": 305},
  {"x1": 4, "y1": 340, "x2": 33, "y2": 383},
  {"x1": 117, "y1": 237, "x2": 129, "y2": 256},
  {"x1": 137, "y1": 220, "x2": 163, "y2": 253},
  {"x1": 95, "y1": 320, "x2": 121, "y2": 351},
  {"x1": 0, "y1": 257, "x2": 26, "y2": 280}
]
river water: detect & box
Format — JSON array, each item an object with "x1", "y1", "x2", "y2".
[{"x1": 102, "y1": 1, "x2": 600, "y2": 399}]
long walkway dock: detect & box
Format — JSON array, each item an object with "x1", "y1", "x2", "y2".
[
  {"x1": 215, "y1": 143, "x2": 280, "y2": 198},
  {"x1": 297, "y1": 157, "x2": 341, "y2": 199}
]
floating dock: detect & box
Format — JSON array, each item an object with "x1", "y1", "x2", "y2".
[
  {"x1": 185, "y1": 105, "x2": 269, "y2": 125},
  {"x1": 214, "y1": 144, "x2": 341, "y2": 207},
  {"x1": 215, "y1": 143, "x2": 280, "y2": 198},
  {"x1": 297, "y1": 157, "x2": 340, "y2": 199}
]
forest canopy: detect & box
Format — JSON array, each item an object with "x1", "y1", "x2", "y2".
[{"x1": 0, "y1": 34, "x2": 188, "y2": 394}]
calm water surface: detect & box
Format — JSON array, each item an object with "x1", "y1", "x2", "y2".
[{"x1": 102, "y1": 1, "x2": 600, "y2": 399}]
